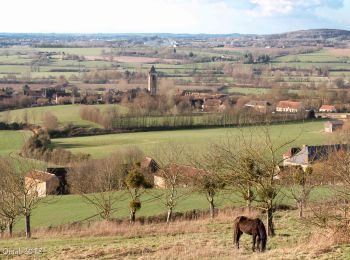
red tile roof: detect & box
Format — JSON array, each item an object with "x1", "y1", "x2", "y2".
[
  {"x1": 277, "y1": 101, "x2": 302, "y2": 109},
  {"x1": 25, "y1": 171, "x2": 57, "y2": 182},
  {"x1": 319, "y1": 105, "x2": 336, "y2": 110}
]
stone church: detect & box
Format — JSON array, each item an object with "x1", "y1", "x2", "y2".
[{"x1": 148, "y1": 66, "x2": 158, "y2": 95}]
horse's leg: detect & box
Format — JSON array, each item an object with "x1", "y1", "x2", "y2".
[
  {"x1": 257, "y1": 236, "x2": 261, "y2": 252},
  {"x1": 252, "y1": 234, "x2": 257, "y2": 252},
  {"x1": 235, "y1": 230, "x2": 242, "y2": 249},
  {"x1": 233, "y1": 227, "x2": 239, "y2": 249}
]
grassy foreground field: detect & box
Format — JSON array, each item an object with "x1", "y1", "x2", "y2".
[
  {"x1": 52, "y1": 121, "x2": 327, "y2": 159},
  {"x1": 1, "y1": 206, "x2": 349, "y2": 259}
]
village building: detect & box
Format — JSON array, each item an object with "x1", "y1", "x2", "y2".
[
  {"x1": 148, "y1": 66, "x2": 158, "y2": 96},
  {"x1": 283, "y1": 144, "x2": 348, "y2": 168},
  {"x1": 25, "y1": 171, "x2": 60, "y2": 197},
  {"x1": 54, "y1": 92, "x2": 74, "y2": 104},
  {"x1": 319, "y1": 105, "x2": 337, "y2": 113},
  {"x1": 276, "y1": 100, "x2": 303, "y2": 113},
  {"x1": 28, "y1": 89, "x2": 46, "y2": 99},
  {"x1": 141, "y1": 157, "x2": 160, "y2": 173},
  {"x1": 324, "y1": 120, "x2": 344, "y2": 133},
  {"x1": 244, "y1": 100, "x2": 272, "y2": 113},
  {"x1": 203, "y1": 98, "x2": 225, "y2": 112},
  {"x1": 153, "y1": 164, "x2": 202, "y2": 188}
]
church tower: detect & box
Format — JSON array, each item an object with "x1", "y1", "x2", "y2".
[{"x1": 148, "y1": 66, "x2": 158, "y2": 95}]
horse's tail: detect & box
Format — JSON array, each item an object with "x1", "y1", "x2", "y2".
[{"x1": 258, "y1": 219, "x2": 267, "y2": 251}]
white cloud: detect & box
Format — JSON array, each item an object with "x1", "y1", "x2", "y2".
[{"x1": 248, "y1": 0, "x2": 344, "y2": 17}]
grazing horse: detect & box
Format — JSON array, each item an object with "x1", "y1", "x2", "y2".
[{"x1": 233, "y1": 216, "x2": 267, "y2": 252}]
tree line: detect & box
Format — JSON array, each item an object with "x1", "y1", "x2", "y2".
[{"x1": 80, "y1": 103, "x2": 308, "y2": 130}]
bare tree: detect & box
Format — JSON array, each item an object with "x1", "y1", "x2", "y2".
[
  {"x1": 0, "y1": 187, "x2": 21, "y2": 237},
  {"x1": 217, "y1": 125, "x2": 300, "y2": 236},
  {"x1": 0, "y1": 217, "x2": 6, "y2": 238},
  {"x1": 0, "y1": 157, "x2": 46, "y2": 238},
  {"x1": 283, "y1": 166, "x2": 315, "y2": 218},
  {"x1": 190, "y1": 150, "x2": 225, "y2": 219},
  {"x1": 326, "y1": 149, "x2": 350, "y2": 219},
  {"x1": 219, "y1": 151, "x2": 258, "y2": 209},
  {"x1": 42, "y1": 112, "x2": 58, "y2": 131},
  {"x1": 155, "y1": 142, "x2": 189, "y2": 223},
  {"x1": 68, "y1": 157, "x2": 127, "y2": 221}
]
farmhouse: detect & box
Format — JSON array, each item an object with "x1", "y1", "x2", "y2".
[
  {"x1": 324, "y1": 120, "x2": 344, "y2": 133},
  {"x1": 283, "y1": 144, "x2": 348, "y2": 168},
  {"x1": 244, "y1": 100, "x2": 272, "y2": 113},
  {"x1": 141, "y1": 157, "x2": 160, "y2": 173},
  {"x1": 154, "y1": 164, "x2": 202, "y2": 188},
  {"x1": 25, "y1": 171, "x2": 60, "y2": 197},
  {"x1": 276, "y1": 101, "x2": 303, "y2": 113},
  {"x1": 319, "y1": 105, "x2": 337, "y2": 113},
  {"x1": 203, "y1": 98, "x2": 225, "y2": 112}
]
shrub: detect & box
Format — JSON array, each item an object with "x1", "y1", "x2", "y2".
[{"x1": 42, "y1": 112, "x2": 58, "y2": 131}]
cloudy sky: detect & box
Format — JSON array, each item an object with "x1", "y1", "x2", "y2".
[{"x1": 0, "y1": 0, "x2": 349, "y2": 34}]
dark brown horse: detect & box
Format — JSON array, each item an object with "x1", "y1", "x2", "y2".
[{"x1": 233, "y1": 216, "x2": 267, "y2": 252}]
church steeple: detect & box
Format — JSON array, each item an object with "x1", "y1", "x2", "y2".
[{"x1": 148, "y1": 66, "x2": 158, "y2": 95}]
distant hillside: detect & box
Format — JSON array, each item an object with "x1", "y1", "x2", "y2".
[
  {"x1": 229, "y1": 29, "x2": 350, "y2": 48},
  {"x1": 266, "y1": 29, "x2": 350, "y2": 40},
  {"x1": 0, "y1": 29, "x2": 349, "y2": 48}
]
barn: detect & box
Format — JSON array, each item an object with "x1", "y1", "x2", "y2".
[
  {"x1": 276, "y1": 100, "x2": 303, "y2": 113},
  {"x1": 25, "y1": 171, "x2": 60, "y2": 197},
  {"x1": 324, "y1": 120, "x2": 344, "y2": 133}
]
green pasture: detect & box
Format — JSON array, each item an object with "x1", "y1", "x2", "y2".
[
  {"x1": 0, "y1": 65, "x2": 30, "y2": 74},
  {"x1": 274, "y1": 50, "x2": 346, "y2": 63},
  {"x1": 52, "y1": 121, "x2": 327, "y2": 159},
  {"x1": 221, "y1": 87, "x2": 270, "y2": 95},
  {"x1": 0, "y1": 104, "x2": 127, "y2": 128},
  {"x1": 0, "y1": 55, "x2": 31, "y2": 64},
  {"x1": 0, "y1": 46, "x2": 348, "y2": 83},
  {"x1": 0, "y1": 130, "x2": 30, "y2": 156},
  {"x1": 37, "y1": 47, "x2": 107, "y2": 56},
  {"x1": 12, "y1": 185, "x2": 333, "y2": 230},
  {"x1": 273, "y1": 62, "x2": 350, "y2": 70}
]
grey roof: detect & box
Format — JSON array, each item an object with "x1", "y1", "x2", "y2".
[
  {"x1": 285, "y1": 144, "x2": 348, "y2": 165},
  {"x1": 325, "y1": 120, "x2": 344, "y2": 126}
]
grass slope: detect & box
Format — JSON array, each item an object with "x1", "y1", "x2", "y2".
[
  {"x1": 52, "y1": 121, "x2": 327, "y2": 159},
  {"x1": 1, "y1": 194, "x2": 348, "y2": 259},
  {"x1": 0, "y1": 104, "x2": 126, "y2": 128},
  {"x1": 0, "y1": 130, "x2": 30, "y2": 156},
  {"x1": 16, "y1": 186, "x2": 333, "y2": 230}
]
